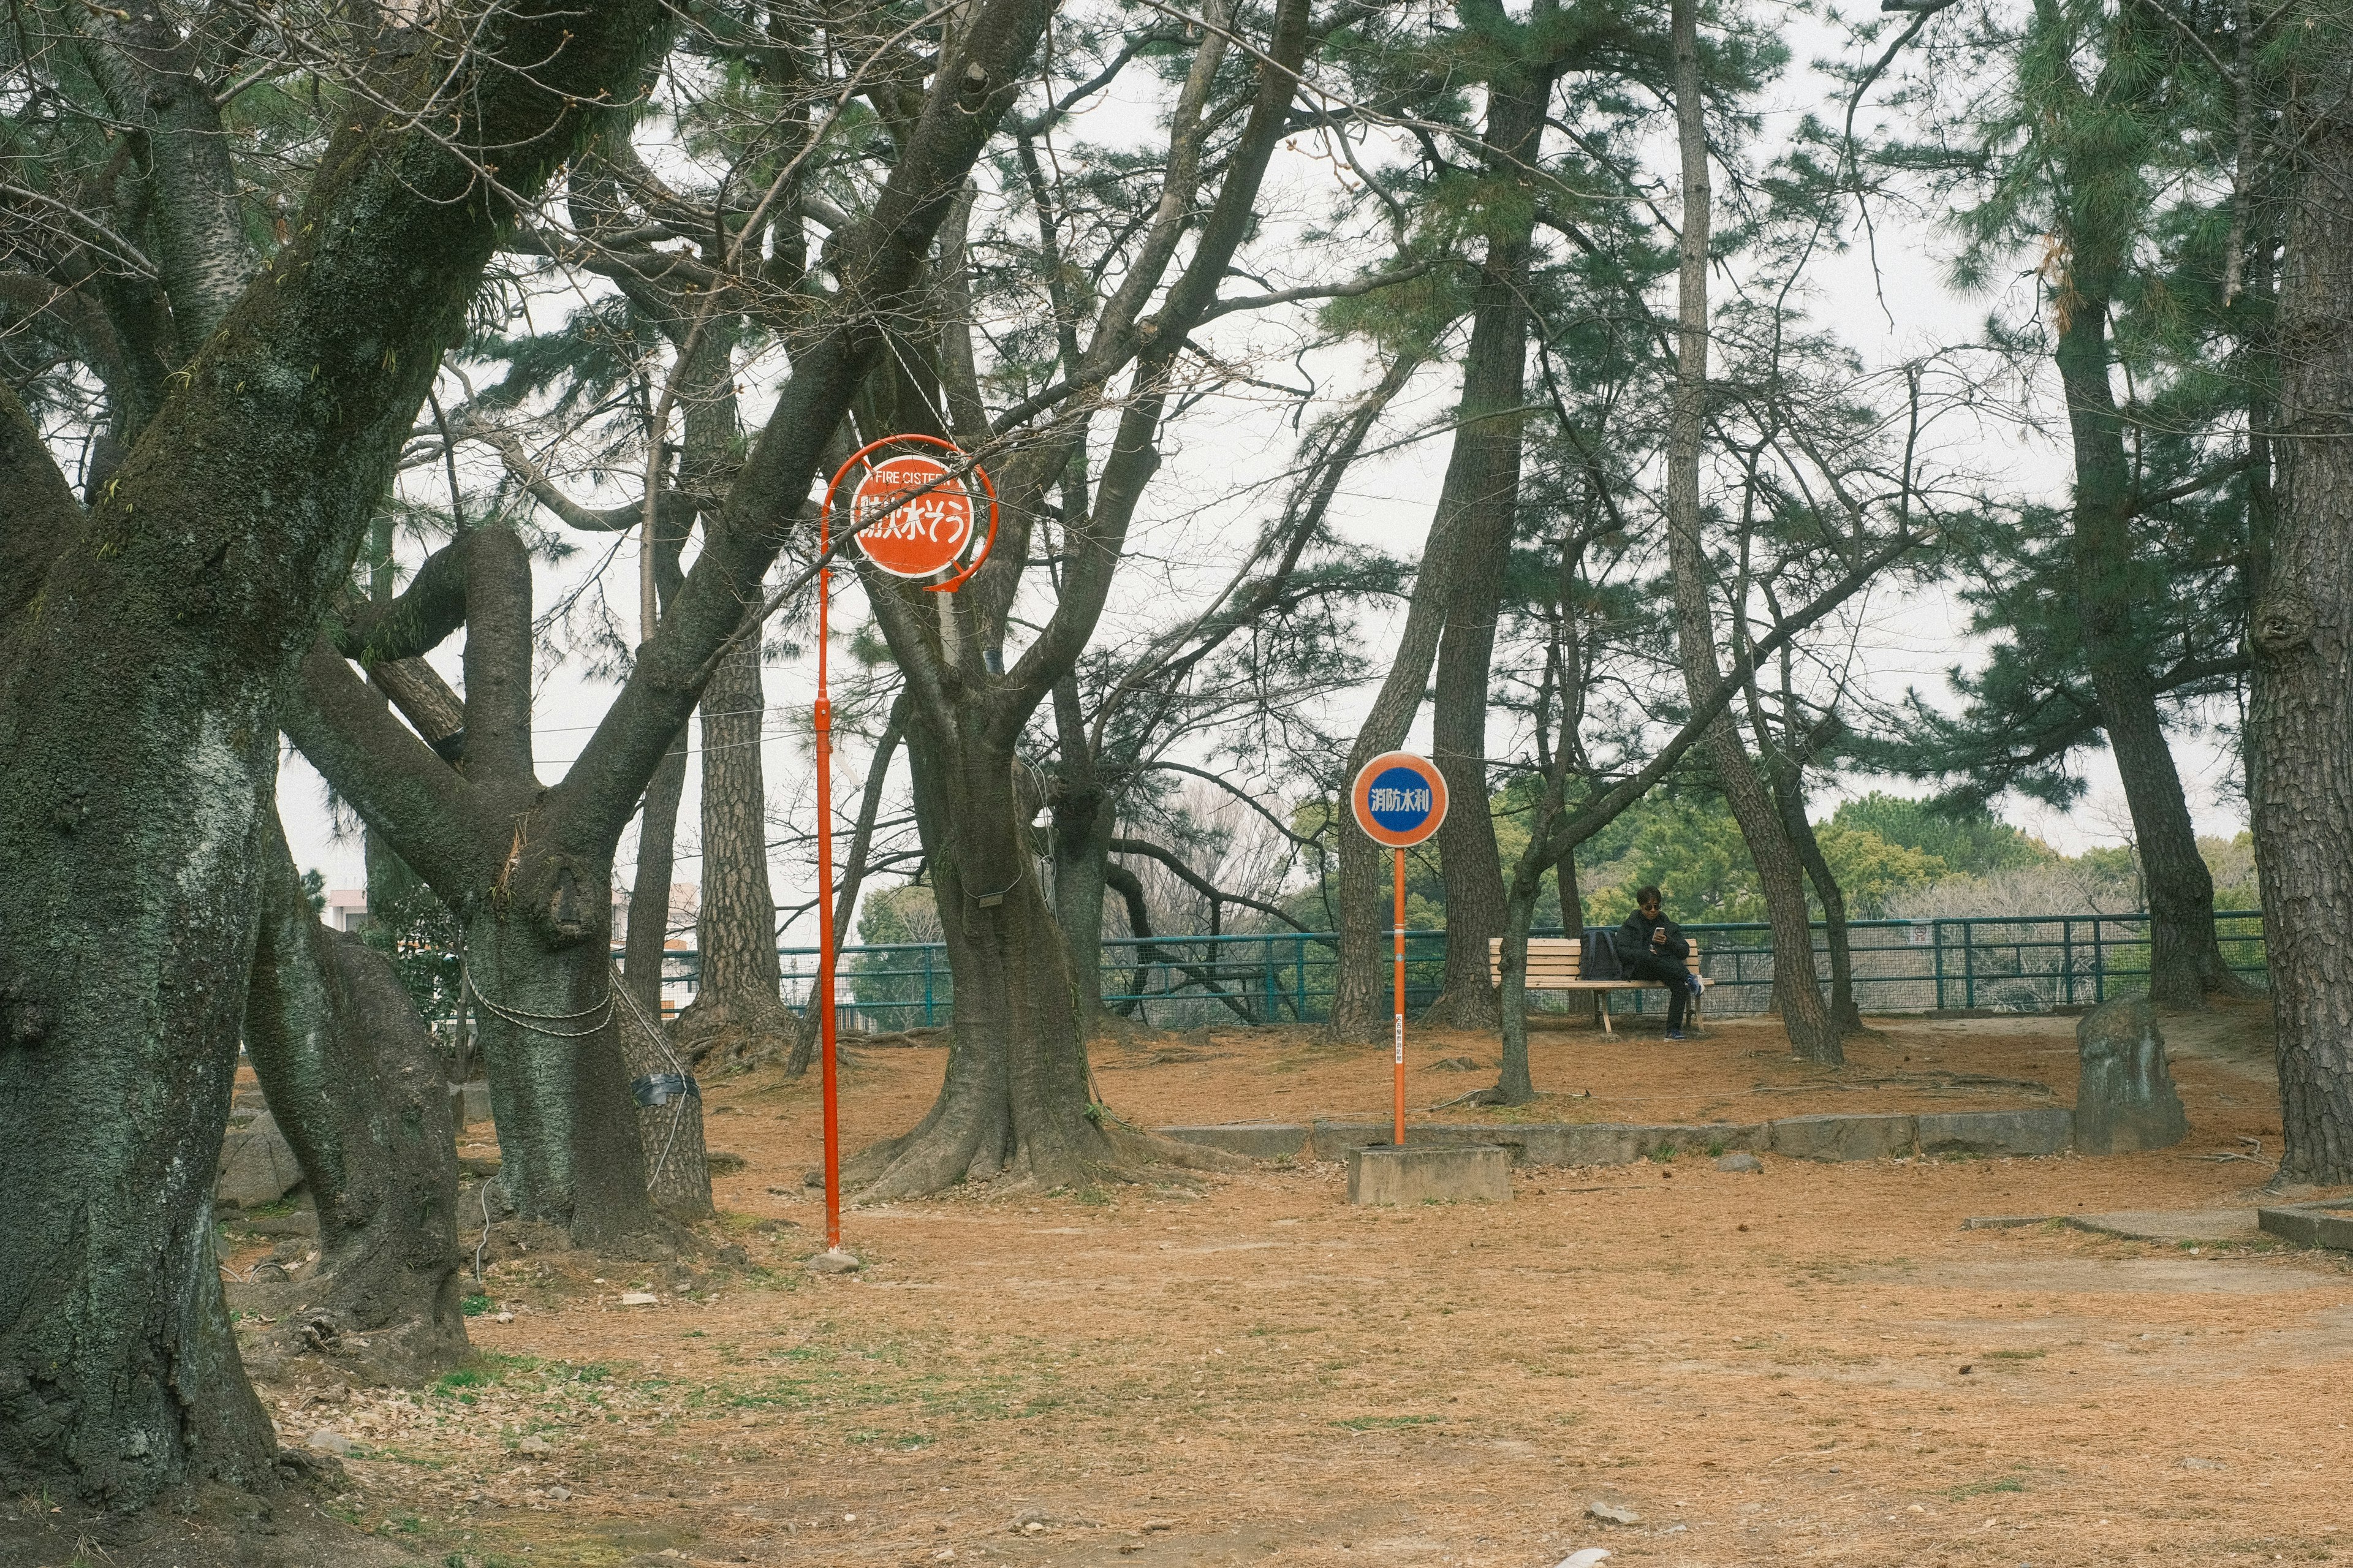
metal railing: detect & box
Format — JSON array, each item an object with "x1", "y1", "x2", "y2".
[{"x1": 640, "y1": 909, "x2": 2268, "y2": 1032}]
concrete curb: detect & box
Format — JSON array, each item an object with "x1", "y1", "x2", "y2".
[
  {"x1": 1156, "y1": 1105, "x2": 2077, "y2": 1167},
  {"x1": 2256, "y1": 1199, "x2": 2353, "y2": 1251}
]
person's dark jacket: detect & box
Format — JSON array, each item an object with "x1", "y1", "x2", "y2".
[{"x1": 1615, "y1": 909, "x2": 1689, "y2": 969}]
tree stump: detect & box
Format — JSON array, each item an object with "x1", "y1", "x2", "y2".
[{"x1": 2074, "y1": 998, "x2": 2189, "y2": 1154}]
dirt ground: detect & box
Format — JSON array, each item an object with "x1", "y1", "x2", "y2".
[{"x1": 216, "y1": 1002, "x2": 2353, "y2": 1566}]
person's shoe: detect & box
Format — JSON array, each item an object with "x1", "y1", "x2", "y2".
[
  {"x1": 1665, "y1": 1029, "x2": 1688, "y2": 1042},
  {"x1": 1686, "y1": 974, "x2": 1705, "y2": 997}
]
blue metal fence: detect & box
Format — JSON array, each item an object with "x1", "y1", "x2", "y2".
[{"x1": 647, "y1": 909, "x2": 2267, "y2": 1032}]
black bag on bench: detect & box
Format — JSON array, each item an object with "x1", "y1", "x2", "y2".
[{"x1": 1580, "y1": 925, "x2": 1624, "y2": 981}]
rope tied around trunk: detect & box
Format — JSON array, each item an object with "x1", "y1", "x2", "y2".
[
  {"x1": 609, "y1": 958, "x2": 697, "y2": 1186},
  {"x1": 460, "y1": 963, "x2": 616, "y2": 1039}
]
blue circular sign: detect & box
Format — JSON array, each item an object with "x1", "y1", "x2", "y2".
[{"x1": 1367, "y1": 766, "x2": 1437, "y2": 832}]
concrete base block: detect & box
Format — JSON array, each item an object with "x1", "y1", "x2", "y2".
[
  {"x1": 1769, "y1": 1113, "x2": 1917, "y2": 1162},
  {"x1": 1346, "y1": 1144, "x2": 1512, "y2": 1206},
  {"x1": 1917, "y1": 1108, "x2": 2073, "y2": 1157},
  {"x1": 1158, "y1": 1123, "x2": 1309, "y2": 1161},
  {"x1": 450, "y1": 1080, "x2": 491, "y2": 1130},
  {"x1": 2258, "y1": 1202, "x2": 2353, "y2": 1251}
]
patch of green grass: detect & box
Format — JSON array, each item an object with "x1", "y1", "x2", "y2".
[
  {"x1": 1985, "y1": 1349, "x2": 2047, "y2": 1360},
  {"x1": 1332, "y1": 1414, "x2": 1441, "y2": 1431},
  {"x1": 1705, "y1": 1141, "x2": 1725, "y2": 1157},
  {"x1": 460, "y1": 1293, "x2": 491, "y2": 1317},
  {"x1": 1648, "y1": 1145, "x2": 1677, "y2": 1164},
  {"x1": 1944, "y1": 1477, "x2": 2026, "y2": 1499}
]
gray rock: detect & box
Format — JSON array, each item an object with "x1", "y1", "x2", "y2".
[
  {"x1": 806, "y1": 1248, "x2": 862, "y2": 1274},
  {"x1": 1714, "y1": 1152, "x2": 1764, "y2": 1173},
  {"x1": 216, "y1": 1110, "x2": 303, "y2": 1207},
  {"x1": 2073, "y1": 999, "x2": 2188, "y2": 1154},
  {"x1": 1586, "y1": 1501, "x2": 1641, "y2": 1526},
  {"x1": 305, "y1": 1429, "x2": 352, "y2": 1456}
]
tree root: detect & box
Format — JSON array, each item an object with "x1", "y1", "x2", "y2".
[
  {"x1": 841, "y1": 1117, "x2": 1249, "y2": 1203},
  {"x1": 670, "y1": 996, "x2": 797, "y2": 1070}
]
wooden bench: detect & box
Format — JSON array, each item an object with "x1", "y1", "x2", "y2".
[{"x1": 1488, "y1": 937, "x2": 1708, "y2": 1034}]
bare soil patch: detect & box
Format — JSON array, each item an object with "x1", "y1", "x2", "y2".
[{"x1": 185, "y1": 1000, "x2": 2353, "y2": 1568}]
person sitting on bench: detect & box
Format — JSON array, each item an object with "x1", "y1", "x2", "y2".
[{"x1": 1615, "y1": 885, "x2": 1705, "y2": 1039}]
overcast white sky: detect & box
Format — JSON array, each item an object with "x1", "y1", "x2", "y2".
[{"x1": 279, "y1": 1, "x2": 2252, "y2": 914}]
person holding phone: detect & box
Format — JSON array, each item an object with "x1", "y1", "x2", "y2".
[{"x1": 1615, "y1": 885, "x2": 1705, "y2": 1039}]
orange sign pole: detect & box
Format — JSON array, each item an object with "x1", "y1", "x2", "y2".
[
  {"x1": 810, "y1": 437, "x2": 998, "y2": 1258},
  {"x1": 1392, "y1": 846, "x2": 1406, "y2": 1147},
  {"x1": 815, "y1": 527, "x2": 840, "y2": 1253}
]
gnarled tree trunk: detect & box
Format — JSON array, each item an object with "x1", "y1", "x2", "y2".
[
  {"x1": 243, "y1": 809, "x2": 468, "y2": 1382},
  {"x1": 0, "y1": 0, "x2": 662, "y2": 1501}
]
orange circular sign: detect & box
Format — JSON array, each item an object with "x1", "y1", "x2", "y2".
[
  {"x1": 850, "y1": 455, "x2": 974, "y2": 578},
  {"x1": 1349, "y1": 751, "x2": 1449, "y2": 847}
]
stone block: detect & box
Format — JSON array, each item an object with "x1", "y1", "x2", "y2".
[
  {"x1": 1916, "y1": 1108, "x2": 2074, "y2": 1158},
  {"x1": 1157, "y1": 1123, "x2": 1310, "y2": 1161},
  {"x1": 216, "y1": 1110, "x2": 303, "y2": 1207},
  {"x1": 448, "y1": 1080, "x2": 493, "y2": 1129},
  {"x1": 1767, "y1": 1113, "x2": 1917, "y2": 1162},
  {"x1": 1346, "y1": 1144, "x2": 1512, "y2": 1206},
  {"x1": 2257, "y1": 1202, "x2": 2353, "y2": 1251},
  {"x1": 2073, "y1": 998, "x2": 2189, "y2": 1154}
]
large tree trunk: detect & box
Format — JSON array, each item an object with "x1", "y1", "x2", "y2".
[
  {"x1": 672, "y1": 325, "x2": 793, "y2": 1066},
  {"x1": 287, "y1": 529, "x2": 672, "y2": 1247},
  {"x1": 845, "y1": 0, "x2": 1306, "y2": 1187},
  {"x1": 463, "y1": 897, "x2": 663, "y2": 1244},
  {"x1": 2251, "y1": 34, "x2": 2353, "y2": 1185},
  {"x1": 845, "y1": 707, "x2": 1119, "y2": 1197},
  {"x1": 1663, "y1": 0, "x2": 1840, "y2": 1064},
  {"x1": 243, "y1": 809, "x2": 468, "y2": 1382},
  {"x1": 673, "y1": 626, "x2": 792, "y2": 1063},
  {"x1": 1422, "y1": 39, "x2": 1552, "y2": 1031},
  {"x1": 2056, "y1": 273, "x2": 2246, "y2": 1009},
  {"x1": 0, "y1": 0, "x2": 661, "y2": 1502}
]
